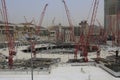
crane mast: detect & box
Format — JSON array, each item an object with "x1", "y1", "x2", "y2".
[
  {"x1": 1, "y1": 0, "x2": 16, "y2": 69},
  {"x1": 73, "y1": 0, "x2": 99, "y2": 60},
  {"x1": 62, "y1": 0, "x2": 75, "y2": 42}
]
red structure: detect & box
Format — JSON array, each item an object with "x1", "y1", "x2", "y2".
[
  {"x1": 80, "y1": 0, "x2": 99, "y2": 62},
  {"x1": 62, "y1": 0, "x2": 78, "y2": 59},
  {"x1": 1, "y1": 0, "x2": 16, "y2": 69},
  {"x1": 33, "y1": 3, "x2": 48, "y2": 58},
  {"x1": 22, "y1": 4, "x2": 48, "y2": 58},
  {"x1": 62, "y1": 0, "x2": 75, "y2": 42},
  {"x1": 62, "y1": 0, "x2": 100, "y2": 61},
  {"x1": 36, "y1": 3, "x2": 48, "y2": 35}
]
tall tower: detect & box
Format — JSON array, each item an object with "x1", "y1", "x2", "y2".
[{"x1": 104, "y1": 0, "x2": 120, "y2": 36}]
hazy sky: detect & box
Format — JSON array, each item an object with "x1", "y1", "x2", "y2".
[{"x1": 0, "y1": 0, "x2": 104, "y2": 27}]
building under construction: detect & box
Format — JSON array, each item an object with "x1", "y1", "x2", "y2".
[{"x1": 104, "y1": 0, "x2": 120, "y2": 45}]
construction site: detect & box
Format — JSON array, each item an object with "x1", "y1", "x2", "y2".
[{"x1": 0, "y1": 0, "x2": 120, "y2": 80}]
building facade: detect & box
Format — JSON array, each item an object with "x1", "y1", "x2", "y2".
[
  {"x1": 0, "y1": 21, "x2": 49, "y2": 47},
  {"x1": 104, "y1": 0, "x2": 120, "y2": 35},
  {"x1": 16, "y1": 23, "x2": 49, "y2": 43},
  {"x1": 48, "y1": 22, "x2": 101, "y2": 43},
  {"x1": 0, "y1": 21, "x2": 16, "y2": 43}
]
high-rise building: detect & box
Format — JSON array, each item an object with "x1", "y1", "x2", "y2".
[{"x1": 104, "y1": 0, "x2": 120, "y2": 36}]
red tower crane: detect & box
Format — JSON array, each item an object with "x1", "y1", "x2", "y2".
[
  {"x1": 62, "y1": 0, "x2": 75, "y2": 42},
  {"x1": 36, "y1": 3, "x2": 48, "y2": 35},
  {"x1": 22, "y1": 4, "x2": 48, "y2": 58},
  {"x1": 1, "y1": 0, "x2": 16, "y2": 69},
  {"x1": 80, "y1": 0, "x2": 99, "y2": 62},
  {"x1": 86, "y1": 0, "x2": 99, "y2": 61},
  {"x1": 32, "y1": 3, "x2": 48, "y2": 58},
  {"x1": 88, "y1": 0, "x2": 99, "y2": 37},
  {"x1": 73, "y1": 0, "x2": 99, "y2": 61},
  {"x1": 62, "y1": 0, "x2": 78, "y2": 59}
]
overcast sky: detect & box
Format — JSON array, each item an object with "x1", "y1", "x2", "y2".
[{"x1": 0, "y1": 0, "x2": 104, "y2": 27}]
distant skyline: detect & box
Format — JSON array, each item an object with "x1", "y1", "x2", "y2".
[{"x1": 0, "y1": 0, "x2": 104, "y2": 27}]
